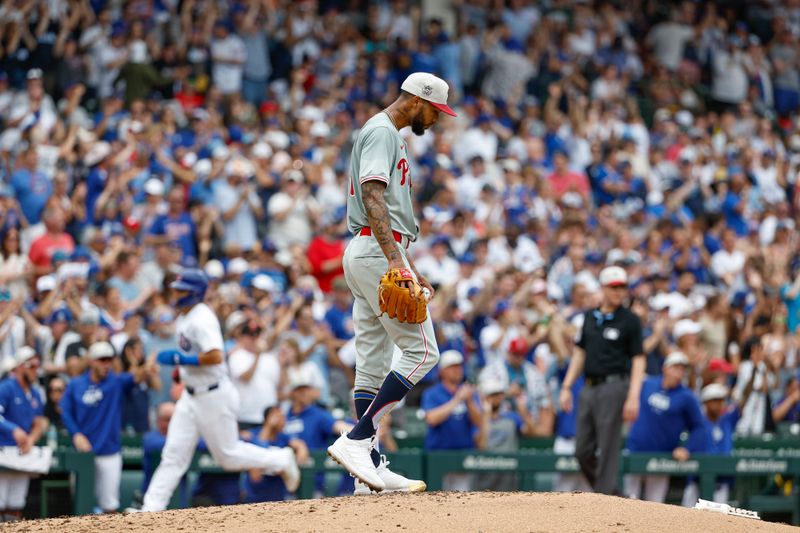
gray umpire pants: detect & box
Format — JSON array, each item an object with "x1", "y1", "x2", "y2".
[
  {"x1": 575, "y1": 379, "x2": 628, "y2": 495},
  {"x1": 343, "y1": 234, "x2": 440, "y2": 393}
]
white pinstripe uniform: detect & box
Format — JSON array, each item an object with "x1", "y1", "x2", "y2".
[{"x1": 344, "y1": 112, "x2": 440, "y2": 394}]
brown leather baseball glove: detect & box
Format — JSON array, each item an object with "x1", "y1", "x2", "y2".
[{"x1": 378, "y1": 268, "x2": 428, "y2": 324}]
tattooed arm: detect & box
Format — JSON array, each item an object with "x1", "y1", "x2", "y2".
[
  {"x1": 362, "y1": 180, "x2": 404, "y2": 269},
  {"x1": 361, "y1": 180, "x2": 435, "y2": 299}
]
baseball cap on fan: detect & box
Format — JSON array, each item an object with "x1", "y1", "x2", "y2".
[
  {"x1": 401, "y1": 73, "x2": 457, "y2": 117},
  {"x1": 701, "y1": 383, "x2": 729, "y2": 402},
  {"x1": 663, "y1": 351, "x2": 689, "y2": 368},
  {"x1": 439, "y1": 350, "x2": 464, "y2": 369},
  {"x1": 599, "y1": 266, "x2": 627, "y2": 287}
]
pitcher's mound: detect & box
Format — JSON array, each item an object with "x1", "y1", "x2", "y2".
[{"x1": 3, "y1": 492, "x2": 794, "y2": 532}]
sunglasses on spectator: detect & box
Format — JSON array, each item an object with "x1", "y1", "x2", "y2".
[
  {"x1": 49, "y1": 386, "x2": 65, "y2": 393},
  {"x1": 96, "y1": 357, "x2": 114, "y2": 363}
]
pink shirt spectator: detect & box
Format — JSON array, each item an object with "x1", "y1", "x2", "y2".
[
  {"x1": 547, "y1": 170, "x2": 590, "y2": 200},
  {"x1": 29, "y1": 233, "x2": 74, "y2": 268}
]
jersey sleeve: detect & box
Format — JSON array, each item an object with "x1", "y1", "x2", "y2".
[
  {"x1": 357, "y1": 127, "x2": 395, "y2": 185},
  {"x1": 684, "y1": 392, "x2": 706, "y2": 442},
  {"x1": 192, "y1": 306, "x2": 225, "y2": 353},
  {"x1": 627, "y1": 314, "x2": 644, "y2": 357},
  {"x1": 321, "y1": 410, "x2": 338, "y2": 437},
  {"x1": 685, "y1": 421, "x2": 710, "y2": 453},
  {"x1": 725, "y1": 405, "x2": 741, "y2": 427},
  {"x1": 59, "y1": 384, "x2": 81, "y2": 437},
  {"x1": 0, "y1": 384, "x2": 17, "y2": 437}
]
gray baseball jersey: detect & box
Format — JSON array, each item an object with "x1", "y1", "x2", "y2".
[{"x1": 347, "y1": 112, "x2": 418, "y2": 240}]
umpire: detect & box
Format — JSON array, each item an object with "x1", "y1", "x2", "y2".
[{"x1": 559, "y1": 266, "x2": 645, "y2": 495}]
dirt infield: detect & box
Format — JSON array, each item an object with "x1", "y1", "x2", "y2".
[{"x1": 1, "y1": 492, "x2": 794, "y2": 532}]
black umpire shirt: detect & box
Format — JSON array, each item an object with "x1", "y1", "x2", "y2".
[{"x1": 576, "y1": 305, "x2": 644, "y2": 378}]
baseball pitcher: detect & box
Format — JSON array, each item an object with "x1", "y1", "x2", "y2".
[{"x1": 327, "y1": 72, "x2": 456, "y2": 492}]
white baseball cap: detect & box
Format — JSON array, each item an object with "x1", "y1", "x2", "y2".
[
  {"x1": 500, "y1": 158, "x2": 521, "y2": 173},
  {"x1": 144, "y1": 178, "x2": 165, "y2": 196},
  {"x1": 225, "y1": 310, "x2": 247, "y2": 333},
  {"x1": 79, "y1": 306, "x2": 101, "y2": 325},
  {"x1": 212, "y1": 144, "x2": 230, "y2": 160},
  {"x1": 561, "y1": 191, "x2": 584, "y2": 208},
  {"x1": 701, "y1": 383, "x2": 729, "y2": 402},
  {"x1": 284, "y1": 169, "x2": 305, "y2": 184},
  {"x1": 194, "y1": 158, "x2": 212, "y2": 177},
  {"x1": 673, "y1": 319, "x2": 702, "y2": 339},
  {"x1": 252, "y1": 274, "x2": 277, "y2": 293},
  {"x1": 13, "y1": 346, "x2": 36, "y2": 366},
  {"x1": 227, "y1": 257, "x2": 250, "y2": 276},
  {"x1": 439, "y1": 350, "x2": 464, "y2": 369},
  {"x1": 400, "y1": 72, "x2": 457, "y2": 117},
  {"x1": 4, "y1": 346, "x2": 37, "y2": 373},
  {"x1": 89, "y1": 341, "x2": 115, "y2": 360},
  {"x1": 289, "y1": 368, "x2": 316, "y2": 390},
  {"x1": 225, "y1": 158, "x2": 253, "y2": 178},
  {"x1": 480, "y1": 378, "x2": 506, "y2": 397},
  {"x1": 310, "y1": 122, "x2": 331, "y2": 138},
  {"x1": 252, "y1": 142, "x2": 273, "y2": 159},
  {"x1": 85, "y1": 141, "x2": 112, "y2": 167},
  {"x1": 599, "y1": 266, "x2": 628, "y2": 287},
  {"x1": 204, "y1": 259, "x2": 224, "y2": 280},
  {"x1": 181, "y1": 152, "x2": 198, "y2": 168},
  {"x1": 663, "y1": 351, "x2": 689, "y2": 368},
  {"x1": 36, "y1": 275, "x2": 57, "y2": 293}
]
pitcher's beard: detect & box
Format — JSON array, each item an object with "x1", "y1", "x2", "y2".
[{"x1": 411, "y1": 114, "x2": 426, "y2": 136}]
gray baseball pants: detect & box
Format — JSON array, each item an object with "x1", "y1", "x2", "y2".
[{"x1": 343, "y1": 234, "x2": 440, "y2": 393}]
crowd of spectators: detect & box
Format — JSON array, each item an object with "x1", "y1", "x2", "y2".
[{"x1": 0, "y1": 0, "x2": 799, "y2": 510}]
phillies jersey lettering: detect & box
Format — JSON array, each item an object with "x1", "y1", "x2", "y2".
[
  {"x1": 346, "y1": 112, "x2": 418, "y2": 240},
  {"x1": 397, "y1": 158, "x2": 409, "y2": 186}
]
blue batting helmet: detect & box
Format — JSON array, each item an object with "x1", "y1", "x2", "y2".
[{"x1": 170, "y1": 268, "x2": 208, "y2": 308}]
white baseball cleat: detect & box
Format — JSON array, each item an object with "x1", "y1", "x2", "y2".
[
  {"x1": 354, "y1": 455, "x2": 427, "y2": 495},
  {"x1": 327, "y1": 434, "x2": 385, "y2": 492},
  {"x1": 280, "y1": 447, "x2": 301, "y2": 493}
]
